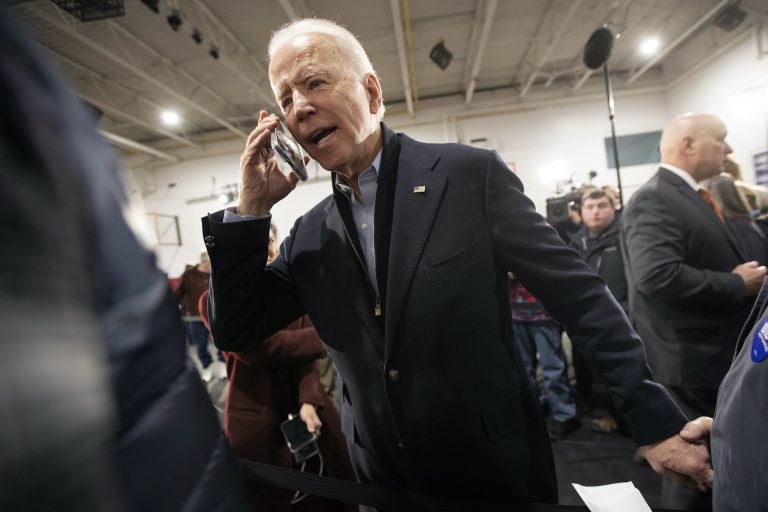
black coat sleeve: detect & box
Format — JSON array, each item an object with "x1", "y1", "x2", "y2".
[
  {"x1": 203, "y1": 211, "x2": 305, "y2": 351},
  {"x1": 483, "y1": 151, "x2": 687, "y2": 445}
]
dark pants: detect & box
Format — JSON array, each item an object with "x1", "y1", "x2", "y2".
[
  {"x1": 184, "y1": 320, "x2": 223, "y2": 368},
  {"x1": 660, "y1": 385, "x2": 717, "y2": 512}
]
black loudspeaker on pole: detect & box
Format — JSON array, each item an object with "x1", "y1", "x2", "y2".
[{"x1": 583, "y1": 27, "x2": 623, "y2": 209}]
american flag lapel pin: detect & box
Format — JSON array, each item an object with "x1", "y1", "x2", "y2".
[{"x1": 413, "y1": 185, "x2": 427, "y2": 194}]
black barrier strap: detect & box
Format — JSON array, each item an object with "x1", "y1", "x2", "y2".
[{"x1": 238, "y1": 459, "x2": 588, "y2": 512}]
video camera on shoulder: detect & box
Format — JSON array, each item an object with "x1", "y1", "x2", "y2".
[{"x1": 546, "y1": 191, "x2": 583, "y2": 223}]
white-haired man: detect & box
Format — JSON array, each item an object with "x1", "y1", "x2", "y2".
[{"x1": 204, "y1": 19, "x2": 712, "y2": 505}]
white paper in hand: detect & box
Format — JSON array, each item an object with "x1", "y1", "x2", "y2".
[{"x1": 572, "y1": 482, "x2": 652, "y2": 512}]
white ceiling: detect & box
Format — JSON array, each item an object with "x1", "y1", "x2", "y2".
[{"x1": 11, "y1": 0, "x2": 768, "y2": 163}]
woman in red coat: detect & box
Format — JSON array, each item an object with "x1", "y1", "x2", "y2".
[{"x1": 220, "y1": 225, "x2": 355, "y2": 512}]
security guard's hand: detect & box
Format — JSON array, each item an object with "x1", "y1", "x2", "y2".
[
  {"x1": 639, "y1": 433, "x2": 713, "y2": 492},
  {"x1": 732, "y1": 261, "x2": 767, "y2": 296}
]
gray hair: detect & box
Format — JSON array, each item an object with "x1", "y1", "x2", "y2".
[{"x1": 267, "y1": 18, "x2": 385, "y2": 119}]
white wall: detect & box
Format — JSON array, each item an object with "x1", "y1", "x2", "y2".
[
  {"x1": 134, "y1": 28, "x2": 768, "y2": 276},
  {"x1": 665, "y1": 28, "x2": 768, "y2": 183},
  {"x1": 138, "y1": 91, "x2": 669, "y2": 276},
  {"x1": 136, "y1": 152, "x2": 241, "y2": 275},
  {"x1": 452, "y1": 93, "x2": 668, "y2": 210}
]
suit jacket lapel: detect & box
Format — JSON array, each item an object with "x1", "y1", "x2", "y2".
[
  {"x1": 660, "y1": 168, "x2": 747, "y2": 260},
  {"x1": 322, "y1": 201, "x2": 385, "y2": 356},
  {"x1": 384, "y1": 137, "x2": 446, "y2": 361}
]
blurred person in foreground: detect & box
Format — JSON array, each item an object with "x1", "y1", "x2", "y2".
[
  {"x1": 621, "y1": 112, "x2": 766, "y2": 510},
  {"x1": 204, "y1": 18, "x2": 712, "y2": 505},
  {"x1": 0, "y1": 5, "x2": 247, "y2": 511}
]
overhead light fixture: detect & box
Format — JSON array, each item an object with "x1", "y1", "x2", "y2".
[
  {"x1": 160, "y1": 110, "x2": 180, "y2": 126},
  {"x1": 218, "y1": 184, "x2": 238, "y2": 204},
  {"x1": 140, "y1": 0, "x2": 158, "y2": 13},
  {"x1": 51, "y1": 0, "x2": 125, "y2": 21},
  {"x1": 429, "y1": 40, "x2": 453, "y2": 70},
  {"x1": 209, "y1": 45, "x2": 219, "y2": 60},
  {"x1": 166, "y1": 9, "x2": 182, "y2": 31},
  {"x1": 192, "y1": 28, "x2": 203, "y2": 45},
  {"x1": 639, "y1": 37, "x2": 660, "y2": 56}
]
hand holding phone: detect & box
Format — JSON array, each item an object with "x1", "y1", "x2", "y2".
[{"x1": 238, "y1": 112, "x2": 303, "y2": 216}]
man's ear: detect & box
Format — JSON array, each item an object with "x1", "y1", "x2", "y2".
[
  {"x1": 682, "y1": 136, "x2": 695, "y2": 153},
  {"x1": 363, "y1": 73, "x2": 383, "y2": 115}
]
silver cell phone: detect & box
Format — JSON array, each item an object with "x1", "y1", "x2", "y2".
[{"x1": 271, "y1": 119, "x2": 308, "y2": 182}]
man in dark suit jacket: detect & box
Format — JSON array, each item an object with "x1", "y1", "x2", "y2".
[
  {"x1": 205, "y1": 18, "x2": 712, "y2": 505},
  {"x1": 621, "y1": 113, "x2": 766, "y2": 509}
]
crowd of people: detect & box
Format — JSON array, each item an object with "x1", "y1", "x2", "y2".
[
  {"x1": 202, "y1": 17, "x2": 768, "y2": 512},
  {"x1": 5, "y1": 5, "x2": 767, "y2": 511}
]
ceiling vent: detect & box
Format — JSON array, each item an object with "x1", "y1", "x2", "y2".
[
  {"x1": 714, "y1": 2, "x2": 747, "y2": 32},
  {"x1": 50, "y1": 0, "x2": 125, "y2": 22}
]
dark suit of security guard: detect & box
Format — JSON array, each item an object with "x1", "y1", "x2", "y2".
[{"x1": 621, "y1": 113, "x2": 766, "y2": 510}]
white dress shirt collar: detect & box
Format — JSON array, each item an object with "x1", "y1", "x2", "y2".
[{"x1": 661, "y1": 163, "x2": 701, "y2": 191}]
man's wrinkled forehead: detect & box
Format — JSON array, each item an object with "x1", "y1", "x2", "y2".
[{"x1": 269, "y1": 33, "x2": 342, "y2": 90}]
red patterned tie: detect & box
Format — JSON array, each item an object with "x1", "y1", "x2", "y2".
[{"x1": 698, "y1": 188, "x2": 724, "y2": 222}]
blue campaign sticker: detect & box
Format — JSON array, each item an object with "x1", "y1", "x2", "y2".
[{"x1": 752, "y1": 319, "x2": 768, "y2": 362}]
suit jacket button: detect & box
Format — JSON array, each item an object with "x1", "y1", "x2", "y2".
[
  {"x1": 204, "y1": 235, "x2": 214, "y2": 247},
  {"x1": 387, "y1": 369, "x2": 400, "y2": 382}
]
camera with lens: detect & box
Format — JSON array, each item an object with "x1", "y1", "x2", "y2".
[{"x1": 545, "y1": 191, "x2": 582, "y2": 223}]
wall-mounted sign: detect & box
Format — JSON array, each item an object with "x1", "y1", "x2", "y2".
[{"x1": 755, "y1": 151, "x2": 768, "y2": 187}]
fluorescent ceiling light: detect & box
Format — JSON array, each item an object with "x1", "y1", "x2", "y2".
[
  {"x1": 639, "y1": 37, "x2": 660, "y2": 56},
  {"x1": 161, "y1": 110, "x2": 180, "y2": 126}
]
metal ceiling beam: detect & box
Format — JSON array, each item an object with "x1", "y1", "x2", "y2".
[
  {"x1": 572, "y1": 0, "x2": 659, "y2": 92},
  {"x1": 389, "y1": 0, "x2": 414, "y2": 115},
  {"x1": 520, "y1": 0, "x2": 582, "y2": 98},
  {"x1": 188, "y1": 0, "x2": 278, "y2": 106},
  {"x1": 464, "y1": 0, "x2": 498, "y2": 105},
  {"x1": 277, "y1": 0, "x2": 310, "y2": 19},
  {"x1": 510, "y1": 0, "x2": 554, "y2": 90},
  {"x1": 626, "y1": 0, "x2": 731, "y2": 84},
  {"x1": 462, "y1": 2, "x2": 485, "y2": 87},
  {"x1": 25, "y1": 4, "x2": 247, "y2": 138},
  {"x1": 82, "y1": 93, "x2": 199, "y2": 147},
  {"x1": 105, "y1": 21, "x2": 233, "y2": 108},
  {"x1": 277, "y1": 0, "x2": 299, "y2": 19},
  {"x1": 99, "y1": 130, "x2": 179, "y2": 162},
  {"x1": 39, "y1": 44, "x2": 199, "y2": 146}
]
